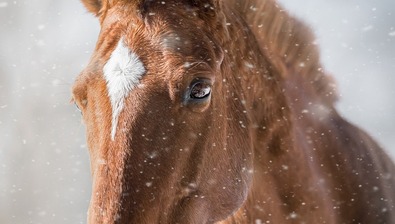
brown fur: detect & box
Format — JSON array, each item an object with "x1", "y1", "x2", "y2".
[
  {"x1": 81, "y1": 0, "x2": 102, "y2": 15},
  {"x1": 73, "y1": 0, "x2": 395, "y2": 223}
]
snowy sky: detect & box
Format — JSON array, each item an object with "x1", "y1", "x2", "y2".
[{"x1": 0, "y1": 1, "x2": 394, "y2": 223}]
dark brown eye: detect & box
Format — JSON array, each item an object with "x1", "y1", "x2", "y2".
[{"x1": 190, "y1": 81, "x2": 211, "y2": 99}]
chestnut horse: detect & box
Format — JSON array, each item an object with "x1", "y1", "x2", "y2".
[{"x1": 72, "y1": 0, "x2": 395, "y2": 223}]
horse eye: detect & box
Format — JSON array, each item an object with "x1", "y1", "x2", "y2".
[
  {"x1": 74, "y1": 102, "x2": 82, "y2": 113},
  {"x1": 190, "y1": 81, "x2": 211, "y2": 99}
]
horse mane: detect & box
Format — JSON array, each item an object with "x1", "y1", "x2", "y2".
[{"x1": 232, "y1": 0, "x2": 338, "y2": 105}]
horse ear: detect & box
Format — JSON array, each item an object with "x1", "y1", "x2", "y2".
[{"x1": 81, "y1": 0, "x2": 102, "y2": 16}]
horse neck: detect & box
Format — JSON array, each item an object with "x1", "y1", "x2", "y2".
[
  {"x1": 220, "y1": 2, "x2": 292, "y2": 152},
  {"x1": 219, "y1": 3, "x2": 338, "y2": 222},
  {"x1": 222, "y1": 0, "x2": 337, "y2": 174}
]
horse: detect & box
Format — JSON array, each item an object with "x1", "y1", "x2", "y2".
[{"x1": 72, "y1": 0, "x2": 395, "y2": 223}]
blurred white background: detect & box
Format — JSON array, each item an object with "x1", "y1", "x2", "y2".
[{"x1": 0, "y1": 0, "x2": 394, "y2": 223}]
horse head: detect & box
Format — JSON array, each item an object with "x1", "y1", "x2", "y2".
[{"x1": 73, "y1": 1, "x2": 258, "y2": 222}]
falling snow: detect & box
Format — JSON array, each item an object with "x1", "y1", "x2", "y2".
[{"x1": 0, "y1": 1, "x2": 394, "y2": 224}]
